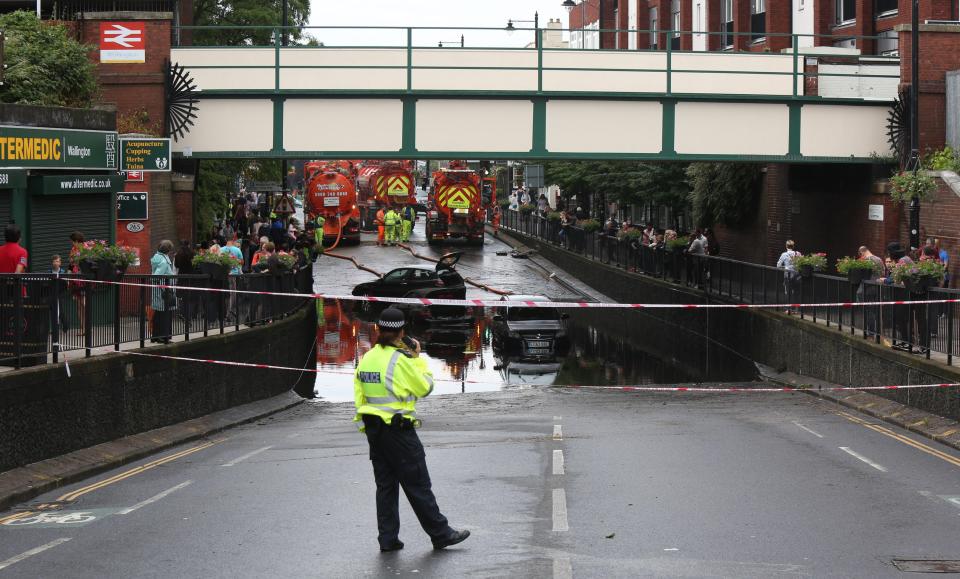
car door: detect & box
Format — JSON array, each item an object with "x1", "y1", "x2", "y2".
[
  {"x1": 407, "y1": 268, "x2": 438, "y2": 292},
  {"x1": 378, "y1": 268, "x2": 412, "y2": 297}
]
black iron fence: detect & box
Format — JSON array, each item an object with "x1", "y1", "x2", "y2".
[
  {"x1": 0, "y1": 266, "x2": 313, "y2": 369},
  {"x1": 502, "y1": 210, "x2": 960, "y2": 366}
]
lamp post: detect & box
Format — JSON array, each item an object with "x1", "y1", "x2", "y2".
[
  {"x1": 506, "y1": 12, "x2": 540, "y2": 48},
  {"x1": 908, "y1": 0, "x2": 921, "y2": 250}
]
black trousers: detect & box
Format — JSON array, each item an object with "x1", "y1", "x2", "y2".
[{"x1": 363, "y1": 415, "x2": 454, "y2": 547}]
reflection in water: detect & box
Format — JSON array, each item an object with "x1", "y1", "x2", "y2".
[{"x1": 314, "y1": 301, "x2": 756, "y2": 402}]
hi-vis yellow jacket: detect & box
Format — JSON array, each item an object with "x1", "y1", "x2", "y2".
[{"x1": 354, "y1": 343, "x2": 435, "y2": 430}]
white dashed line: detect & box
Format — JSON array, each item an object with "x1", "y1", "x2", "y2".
[
  {"x1": 0, "y1": 538, "x2": 72, "y2": 571},
  {"x1": 553, "y1": 556, "x2": 573, "y2": 579},
  {"x1": 839, "y1": 447, "x2": 888, "y2": 472},
  {"x1": 552, "y1": 489, "x2": 569, "y2": 532},
  {"x1": 221, "y1": 446, "x2": 273, "y2": 467},
  {"x1": 117, "y1": 480, "x2": 193, "y2": 515},
  {"x1": 553, "y1": 450, "x2": 565, "y2": 475},
  {"x1": 553, "y1": 416, "x2": 562, "y2": 422},
  {"x1": 553, "y1": 425, "x2": 563, "y2": 440},
  {"x1": 793, "y1": 421, "x2": 824, "y2": 438}
]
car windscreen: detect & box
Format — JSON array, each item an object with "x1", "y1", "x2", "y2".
[{"x1": 506, "y1": 307, "x2": 559, "y2": 321}]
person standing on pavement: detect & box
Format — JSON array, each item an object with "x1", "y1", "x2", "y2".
[
  {"x1": 384, "y1": 207, "x2": 399, "y2": 246},
  {"x1": 777, "y1": 240, "x2": 800, "y2": 313},
  {"x1": 0, "y1": 224, "x2": 28, "y2": 273},
  {"x1": 354, "y1": 307, "x2": 470, "y2": 552},
  {"x1": 150, "y1": 240, "x2": 176, "y2": 344},
  {"x1": 400, "y1": 204, "x2": 415, "y2": 243}
]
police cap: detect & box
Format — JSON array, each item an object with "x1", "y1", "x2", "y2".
[{"x1": 378, "y1": 307, "x2": 406, "y2": 330}]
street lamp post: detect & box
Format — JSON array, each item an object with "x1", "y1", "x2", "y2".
[
  {"x1": 908, "y1": 0, "x2": 921, "y2": 250},
  {"x1": 506, "y1": 12, "x2": 540, "y2": 48}
]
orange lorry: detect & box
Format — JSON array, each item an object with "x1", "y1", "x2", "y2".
[
  {"x1": 305, "y1": 168, "x2": 361, "y2": 246},
  {"x1": 426, "y1": 160, "x2": 484, "y2": 246}
]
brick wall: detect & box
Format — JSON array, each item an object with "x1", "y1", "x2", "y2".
[
  {"x1": 899, "y1": 24, "x2": 960, "y2": 154},
  {"x1": 909, "y1": 176, "x2": 960, "y2": 286}
]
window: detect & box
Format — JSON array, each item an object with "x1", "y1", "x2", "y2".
[
  {"x1": 671, "y1": 0, "x2": 681, "y2": 50},
  {"x1": 876, "y1": 0, "x2": 898, "y2": 16},
  {"x1": 836, "y1": 0, "x2": 856, "y2": 24},
  {"x1": 383, "y1": 269, "x2": 410, "y2": 282},
  {"x1": 628, "y1": 0, "x2": 638, "y2": 50},
  {"x1": 876, "y1": 29, "x2": 899, "y2": 55},
  {"x1": 751, "y1": 0, "x2": 766, "y2": 42},
  {"x1": 721, "y1": 0, "x2": 734, "y2": 48},
  {"x1": 650, "y1": 7, "x2": 658, "y2": 49}
]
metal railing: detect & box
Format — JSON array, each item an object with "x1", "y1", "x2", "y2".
[
  {"x1": 171, "y1": 25, "x2": 900, "y2": 101},
  {"x1": 0, "y1": 266, "x2": 313, "y2": 369},
  {"x1": 502, "y1": 210, "x2": 960, "y2": 366}
]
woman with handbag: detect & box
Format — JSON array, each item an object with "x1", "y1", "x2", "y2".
[{"x1": 150, "y1": 240, "x2": 177, "y2": 344}]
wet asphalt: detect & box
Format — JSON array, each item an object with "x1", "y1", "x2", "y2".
[{"x1": 1, "y1": 225, "x2": 960, "y2": 578}]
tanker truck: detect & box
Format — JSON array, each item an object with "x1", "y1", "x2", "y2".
[
  {"x1": 305, "y1": 168, "x2": 361, "y2": 247},
  {"x1": 426, "y1": 161, "x2": 484, "y2": 246},
  {"x1": 357, "y1": 161, "x2": 416, "y2": 230}
]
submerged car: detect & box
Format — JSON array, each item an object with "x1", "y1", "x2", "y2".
[
  {"x1": 491, "y1": 294, "x2": 569, "y2": 360},
  {"x1": 352, "y1": 252, "x2": 465, "y2": 300}
]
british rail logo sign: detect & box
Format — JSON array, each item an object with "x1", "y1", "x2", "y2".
[{"x1": 100, "y1": 22, "x2": 146, "y2": 64}]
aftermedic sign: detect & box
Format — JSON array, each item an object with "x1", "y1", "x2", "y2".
[{"x1": 0, "y1": 125, "x2": 118, "y2": 170}]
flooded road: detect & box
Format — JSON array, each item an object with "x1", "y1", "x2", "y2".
[{"x1": 312, "y1": 228, "x2": 756, "y2": 401}]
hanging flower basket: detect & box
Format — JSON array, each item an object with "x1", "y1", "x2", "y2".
[
  {"x1": 193, "y1": 252, "x2": 240, "y2": 282},
  {"x1": 891, "y1": 260, "x2": 945, "y2": 295},
  {"x1": 903, "y1": 276, "x2": 936, "y2": 295},
  {"x1": 791, "y1": 253, "x2": 827, "y2": 278},
  {"x1": 889, "y1": 170, "x2": 937, "y2": 204},
  {"x1": 73, "y1": 241, "x2": 136, "y2": 291},
  {"x1": 836, "y1": 256, "x2": 881, "y2": 286}
]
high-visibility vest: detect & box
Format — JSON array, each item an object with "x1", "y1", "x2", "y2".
[
  {"x1": 354, "y1": 344, "x2": 434, "y2": 430},
  {"x1": 384, "y1": 210, "x2": 399, "y2": 226},
  {"x1": 402, "y1": 206, "x2": 414, "y2": 221}
]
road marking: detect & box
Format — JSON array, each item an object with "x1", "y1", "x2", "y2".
[
  {"x1": 0, "y1": 538, "x2": 72, "y2": 571},
  {"x1": 55, "y1": 440, "x2": 222, "y2": 504},
  {"x1": 553, "y1": 556, "x2": 573, "y2": 579},
  {"x1": 221, "y1": 446, "x2": 273, "y2": 467},
  {"x1": 553, "y1": 416, "x2": 562, "y2": 421},
  {"x1": 553, "y1": 450, "x2": 565, "y2": 475},
  {"x1": 793, "y1": 421, "x2": 824, "y2": 438},
  {"x1": 838, "y1": 412, "x2": 960, "y2": 469},
  {"x1": 552, "y1": 488, "x2": 569, "y2": 532},
  {"x1": 553, "y1": 425, "x2": 563, "y2": 440},
  {"x1": 116, "y1": 480, "x2": 193, "y2": 515},
  {"x1": 839, "y1": 447, "x2": 888, "y2": 472},
  {"x1": 286, "y1": 432, "x2": 303, "y2": 439}
]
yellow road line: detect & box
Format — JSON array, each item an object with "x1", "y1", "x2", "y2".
[
  {"x1": 57, "y1": 440, "x2": 221, "y2": 503},
  {"x1": 0, "y1": 512, "x2": 33, "y2": 525},
  {"x1": 837, "y1": 412, "x2": 960, "y2": 469}
]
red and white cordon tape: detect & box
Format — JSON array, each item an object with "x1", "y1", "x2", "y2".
[
  {"x1": 81, "y1": 278, "x2": 959, "y2": 310},
  {"x1": 114, "y1": 349, "x2": 959, "y2": 392}
]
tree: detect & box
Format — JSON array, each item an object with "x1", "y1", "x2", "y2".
[
  {"x1": 542, "y1": 160, "x2": 690, "y2": 215},
  {"x1": 193, "y1": 0, "x2": 312, "y2": 46},
  {"x1": 195, "y1": 159, "x2": 283, "y2": 239},
  {"x1": 0, "y1": 11, "x2": 98, "y2": 108},
  {"x1": 687, "y1": 163, "x2": 763, "y2": 228}
]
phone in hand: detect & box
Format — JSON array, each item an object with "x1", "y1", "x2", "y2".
[{"x1": 402, "y1": 336, "x2": 418, "y2": 351}]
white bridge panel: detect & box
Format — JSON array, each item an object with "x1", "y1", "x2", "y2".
[
  {"x1": 546, "y1": 100, "x2": 662, "y2": 153},
  {"x1": 416, "y1": 100, "x2": 532, "y2": 152},
  {"x1": 172, "y1": 48, "x2": 275, "y2": 91},
  {"x1": 284, "y1": 99, "x2": 403, "y2": 152},
  {"x1": 280, "y1": 49, "x2": 407, "y2": 91},
  {"x1": 541, "y1": 51, "x2": 667, "y2": 93},
  {"x1": 675, "y1": 102, "x2": 789, "y2": 155},
  {"x1": 801, "y1": 105, "x2": 893, "y2": 158},
  {"x1": 670, "y1": 53, "x2": 794, "y2": 95},
  {"x1": 411, "y1": 49, "x2": 538, "y2": 92},
  {"x1": 172, "y1": 99, "x2": 273, "y2": 153}
]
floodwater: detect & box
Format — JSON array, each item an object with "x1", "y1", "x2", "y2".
[{"x1": 313, "y1": 300, "x2": 757, "y2": 402}]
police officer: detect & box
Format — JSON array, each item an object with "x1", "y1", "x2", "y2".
[
  {"x1": 400, "y1": 204, "x2": 415, "y2": 242},
  {"x1": 384, "y1": 207, "x2": 399, "y2": 246},
  {"x1": 354, "y1": 307, "x2": 470, "y2": 552}
]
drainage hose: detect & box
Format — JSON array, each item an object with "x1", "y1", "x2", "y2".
[{"x1": 395, "y1": 242, "x2": 512, "y2": 296}]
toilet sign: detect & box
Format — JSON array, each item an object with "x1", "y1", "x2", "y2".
[{"x1": 100, "y1": 22, "x2": 146, "y2": 63}]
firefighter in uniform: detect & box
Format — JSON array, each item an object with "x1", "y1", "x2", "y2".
[
  {"x1": 354, "y1": 308, "x2": 470, "y2": 552},
  {"x1": 384, "y1": 207, "x2": 399, "y2": 246},
  {"x1": 400, "y1": 205, "x2": 415, "y2": 243},
  {"x1": 375, "y1": 207, "x2": 386, "y2": 246}
]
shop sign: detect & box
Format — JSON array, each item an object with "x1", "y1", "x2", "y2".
[
  {"x1": 0, "y1": 125, "x2": 118, "y2": 170},
  {"x1": 30, "y1": 174, "x2": 124, "y2": 195},
  {"x1": 120, "y1": 138, "x2": 171, "y2": 172},
  {"x1": 100, "y1": 22, "x2": 146, "y2": 64},
  {"x1": 0, "y1": 169, "x2": 26, "y2": 189},
  {"x1": 117, "y1": 192, "x2": 148, "y2": 220}
]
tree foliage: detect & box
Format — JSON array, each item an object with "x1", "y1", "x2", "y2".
[
  {"x1": 542, "y1": 161, "x2": 690, "y2": 211},
  {"x1": 193, "y1": 0, "x2": 312, "y2": 46},
  {"x1": 686, "y1": 163, "x2": 763, "y2": 228},
  {"x1": 196, "y1": 159, "x2": 282, "y2": 239},
  {"x1": 0, "y1": 11, "x2": 98, "y2": 107}
]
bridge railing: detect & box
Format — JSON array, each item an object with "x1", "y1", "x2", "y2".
[
  {"x1": 501, "y1": 210, "x2": 960, "y2": 368},
  {"x1": 170, "y1": 25, "x2": 900, "y2": 100},
  {"x1": 0, "y1": 266, "x2": 313, "y2": 370}
]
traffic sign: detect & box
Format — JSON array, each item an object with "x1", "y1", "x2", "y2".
[
  {"x1": 120, "y1": 138, "x2": 171, "y2": 172},
  {"x1": 117, "y1": 191, "x2": 148, "y2": 220}
]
